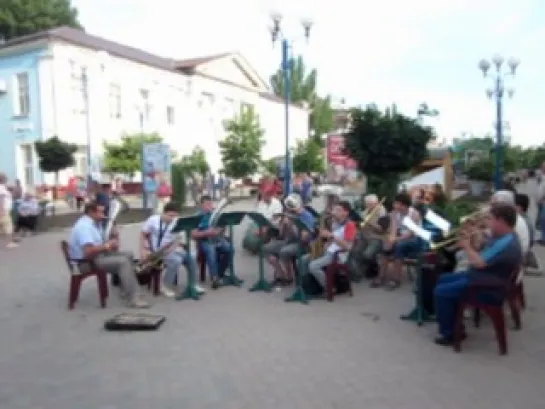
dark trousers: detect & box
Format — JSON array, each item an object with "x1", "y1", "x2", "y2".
[{"x1": 16, "y1": 215, "x2": 38, "y2": 232}]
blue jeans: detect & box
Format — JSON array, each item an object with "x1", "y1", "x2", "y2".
[
  {"x1": 163, "y1": 248, "x2": 196, "y2": 287},
  {"x1": 434, "y1": 272, "x2": 470, "y2": 338},
  {"x1": 393, "y1": 237, "x2": 422, "y2": 260},
  {"x1": 199, "y1": 239, "x2": 233, "y2": 278}
]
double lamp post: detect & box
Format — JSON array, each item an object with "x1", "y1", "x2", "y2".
[
  {"x1": 478, "y1": 55, "x2": 519, "y2": 190},
  {"x1": 269, "y1": 12, "x2": 312, "y2": 195}
]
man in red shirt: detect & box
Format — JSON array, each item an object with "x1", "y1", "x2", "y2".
[{"x1": 301, "y1": 200, "x2": 356, "y2": 291}]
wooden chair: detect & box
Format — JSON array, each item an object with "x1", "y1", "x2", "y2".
[
  {"x1": 324, "y1": 250, "x2": 353, "y2": 302},
  {"x1": 453, "y1": 266, "x2": 523, "y2": 355},
  {"x1": 61, "y1": 240, "x2": 108, "y2": 310}
]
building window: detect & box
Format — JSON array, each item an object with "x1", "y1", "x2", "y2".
[
  {"x1": 69, "y1": 61, "x2": 86, "y2": 113},
  {"x1": 201, "y1": 92, "x2": 215, "y2": 108},
  {"x1": 166, "y1": 106, "x2": 175, "y2": 125},
  {"x1": 13, "y1": 72, "x2": 30, "y2": 116},
  {"x1": 75, "y1": 154, "x2": 87, "y2": 176},
  {"x1": 109, "y1": 83, "x2": 122, "y2": 118},
  {"x1": 140, "y1": 89, "x2": 151, "y2": 122},
  {"x1": 20, "y1": 144, "x2": 34, "y2": 188}
]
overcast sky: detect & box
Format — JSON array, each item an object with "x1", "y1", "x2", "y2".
[{"x1": 72, "y1": 0, "x2": 545, "y2": 146}]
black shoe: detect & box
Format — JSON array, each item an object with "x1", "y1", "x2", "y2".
[{"x1": 211, "y1": 277, "x2": 221, "y2": 289}]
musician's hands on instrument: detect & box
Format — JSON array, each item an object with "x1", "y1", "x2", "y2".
[
  {"x1": 104, "y1": 239, "x2": 118, "y2": 252},
  {"x1": 319, "y1": 228, "x2": 332, "y2": 239},
  {"x1": 140, "y1": 248, "x2": 150, "y2": 260}
]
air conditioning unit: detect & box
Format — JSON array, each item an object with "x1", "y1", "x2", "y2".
[{"x1": 0, "y1": 79, "x2": 7, "y2": 93}]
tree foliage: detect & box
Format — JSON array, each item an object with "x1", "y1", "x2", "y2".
[
  {"x1": 292, "y1": 139, "x2": 325, "y2": 174},
  {"x1": 102, "y1": 133, "x2": 162, "y2": 176},
  {"x1": 34, "y1": 136, "x2": 77, "y2": 175},
  {"x1": 261, "y1": 158, "x2": 278, "y2": 175},
  {"x1": 270, "y1": 55, "x2": 334, "y2": 145},
  {"x1": 0, "y1": 0, "x2": 82, "y2": 41},
  {"x1": 219, "y1": 106, "x2": 264, "y2": 179},
  {"x1": 344, "y1": 105, "x2": 433, "y2": 204},
  {"x1": 177, "y1": 146, "x2": 209, "y2": 176}
]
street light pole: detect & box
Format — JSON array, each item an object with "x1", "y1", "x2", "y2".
[
  {"x1": 478, "y1": 55, "x2": 519, "y2": 191},
  {"x1": 139, "y1": 111, "x2": 147, "y2": 210},
  {"x1": 81, "y1": 67, "x2": 92, "y2": 187},
  {"x1": 270, "y1": 13, "x2": 312, "y2": 196}
]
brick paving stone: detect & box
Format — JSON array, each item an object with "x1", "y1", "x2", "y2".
[{"x1": 0, "y1": 195, "x2": 544, "y2": 409}]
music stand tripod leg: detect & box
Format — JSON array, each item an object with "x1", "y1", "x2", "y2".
[
  {"x1": 249, "y1": 239, "x2": 272, "y2": 292},
  {"x1": 176, "y1": 235, "x2": 200, "y2": 300},
  {"x1": 284, "y1": 252, "x2": 309, "y2": 304},
  {"x1": 400, "y1": 256, "x2": 433, "y2": 325},
  {"x1": 222, "y1": 225, "x2": 244, "y2": 287}
]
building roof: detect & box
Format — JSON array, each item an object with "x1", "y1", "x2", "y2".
[{"x1": 0, "y1": 27, "x2": 305, "y2": 108}]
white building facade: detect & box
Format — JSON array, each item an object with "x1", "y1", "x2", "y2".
[{"x1": 0, "y1": 27, "x2": 309, "y2": 187}]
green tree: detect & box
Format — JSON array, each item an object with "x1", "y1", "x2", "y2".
[
  {"x1": 219, "y1": 106, "x2": 264, "y2": 179},
  {"x1": 0, "y1": 0, "x2": 82, "y2": 41},
  {"x1": 344, "y1": 105, "x2": 433, "y2": 204},
  {"x1": 270, "y1": 55, "x2": 334, "y2": 145},
  {"x1": 34, "y1": 136, "x2": 77, "y2": 198},
  {"x1": 177, "y1": 146, "x2": 209, "y2": 176},
  {"x1": 261, "y1": 158, "x2": 278, "y2": 175},
  {"x1": 292, "y1": 139, "x2": 325, "y2": 174},
  {"x1": 102, "y1": 133, "x2": 163, "y2": 177}
]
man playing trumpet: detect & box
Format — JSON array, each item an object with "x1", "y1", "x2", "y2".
[
  {"x1": 433, "y1": 203, "x2": 522, "y2": 346},
  {"x1": 140, "y1": 201, "x2": 201, "y2": 298}
]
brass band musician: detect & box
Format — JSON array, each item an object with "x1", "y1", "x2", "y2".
[
  {"x1": 67, "y1": 201, "x2": 150, "y2": 308},
  {"x1": 262, "y1": 194, "x2": 316, "y2": 285},
  {"x1": 360, "y1": 194, "x2": 388, "y2": 260},
  {"x1": 140, "y1": 201, "x2": 202, "y2": 298},
  {"x1": 301, "y1": 201, "x2": 357, "y2": 293}
]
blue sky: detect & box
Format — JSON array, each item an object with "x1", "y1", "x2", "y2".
[{"x1": 72, "y1": 0, "x2": 544, "y2": 147}]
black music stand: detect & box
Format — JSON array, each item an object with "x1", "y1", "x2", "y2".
[
  {"x1": 216, "y1": 211, "x2": 247, "y2": 287},
  {"x1": 245, "y1": 212, "x2": 277, "y2": 293},
  {"x1": 171, "y1": 214, "x2": 204, "y2": 300},
  {"x1": 285, "y1": 217, "x2": 316, "y2": 305}
]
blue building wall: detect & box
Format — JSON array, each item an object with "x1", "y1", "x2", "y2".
[{"x1": 0, "y1": 47, "x2": 45, "y2": 184}]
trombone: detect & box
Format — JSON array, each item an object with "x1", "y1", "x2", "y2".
[{"x1": 360, "y1": 197, "x2": 386, "y2": 228}]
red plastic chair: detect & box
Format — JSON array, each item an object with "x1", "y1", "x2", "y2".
[
  {"x1": 324, "y1": 250, "x2": 353, "y2": 302},
  {"x1": 61, "y1": 240, "x2": 108, "y2": 310},
  {"x1": 453, "y1": 266, "x2": 523, "y2": 355}
]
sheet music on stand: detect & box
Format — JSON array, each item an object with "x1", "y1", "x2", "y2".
[{"x1": 402, "y1": 217, "x2": 432, "y2": 242}]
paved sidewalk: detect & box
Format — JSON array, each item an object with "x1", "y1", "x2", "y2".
[{"x1": 0, "y1": 195, "x2": 544, "y2": 409}]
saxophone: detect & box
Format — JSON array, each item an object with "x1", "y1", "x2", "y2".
[{"x1": 309, "y1": 211, "x2": 331, "y2": 259}]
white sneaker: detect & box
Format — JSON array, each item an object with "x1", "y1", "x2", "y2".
[
  {"x1": 160, "y1": 283, "x2": 176, "y2": 298},
  {"x1": 6, "y1": 242, "x2": 18, "y2": 249},
  {"x1": 194, "y1": 284, "x2": 206, "y2": 294}
]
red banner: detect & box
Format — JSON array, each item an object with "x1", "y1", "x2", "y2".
[{"x1": 326, "y1": 134, "x2": 357, "y2": 169}]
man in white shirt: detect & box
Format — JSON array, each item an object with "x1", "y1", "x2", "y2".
[
  {"x1": 256, "y1": 187, "x2": 283, "y2": 224},
  {"x1": 0, "y1": 173, "x2": 17, "y2": 248},
  {"x1": 140, "y1": 201, "x2": 204, "y2": 298}
]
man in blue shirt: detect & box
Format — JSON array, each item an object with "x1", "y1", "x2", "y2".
[
  {"x1": 68, "y1": 201, "x2": 150, "y2": 308},
  {"x1": 262, "y1": 194, "x2": 316, "y2": 285},
  {"x1": 191, "y1": 195, "x2": 233, "y2": 289},
  {"x1": 434, "y1": 203, "x2": 522, "y2": 346}
]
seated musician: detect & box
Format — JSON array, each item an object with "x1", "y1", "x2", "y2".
[
  {"x1": 191, "y1": 195, "x2": 233, "y2": 289},
  {"x1": 140, "y1": 201, "x2": 202, "y2": 298},
  {"x1": 263, "y1": 193, "x2": 315, "y2": 285},
  {"x1": 68, "y1": 201, "x2": 150, "y2": 308},
  {"x1": 256, "y1": 186, "x2": 283, "y2": 232},
  {"x1": 434, "y1": 203, "x2": 522, "y2": 346},
  {"x1": 302, "y1": 200, "x2": 356, "y2": 292},
  {"x1": 491, "y1": 190, "x2": 529, "y2": 257},
  {"x1": 374, "y1": 192, "x2": 422, "y2": 290},
  {"x1": 360, "y1": 194, "x2": 387, "y2": 260}
]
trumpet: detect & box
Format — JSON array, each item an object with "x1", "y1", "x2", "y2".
[
  {"x1": 429, "y1": 229, "x2": 483, "y2": 251},
  {"x1": 360, "y1": 197, "x2": 386, "y2": 228},
  {"x1": 459, "y1": 208, "x2": 489, "y2": 224}
]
